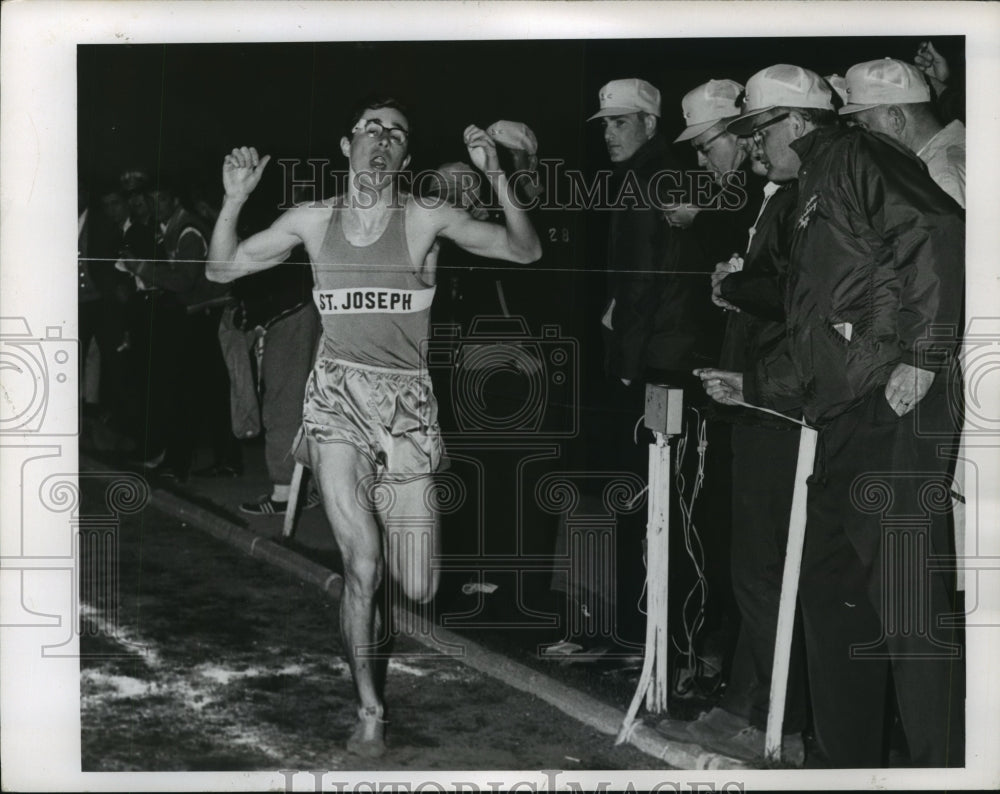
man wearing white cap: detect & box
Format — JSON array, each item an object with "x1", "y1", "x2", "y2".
[
  {"x1": 669, "y1": 78, "x2": 771, "y2": 297},
  {"x1": 588, "y1": 78, "x2": 718, "y2": 415},
  {"x1": 588, "y1": 78, "x2": 725, "y2": 650},
  {"x1": 840, "y1": 57, "x2": 965, "y2": 208},
  {"x1": 655, "y1": 80, "x2": 807, "y2": 764},
  {"x1": 674, "y1": 79, "x2": 748, "y2": 189},
  {"x1": 725, "y1": 64, "x2": 964, "y2": 768},
  {"x1": 840, "y1": 55, "x2": 965, "y2": 624},
  {"x1": 840, "y1": 58, "x2": 968, "y2": 606},
  {"x1": 588, "y1": 79, "x2": 720, "y2": 383}
]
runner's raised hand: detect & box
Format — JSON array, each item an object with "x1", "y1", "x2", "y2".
[
  {"x1": 463, "y1": 125, "x2": 500, "y2": 175},
  {"x1": 223, "y1": 146, "x2": 271, "y2": 202}
]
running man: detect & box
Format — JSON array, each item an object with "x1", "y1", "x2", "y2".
[{"x1": 206, "y1": 97, "x2": 541, "y2": 757}]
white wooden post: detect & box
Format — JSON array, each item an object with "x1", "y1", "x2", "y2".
[
  {"x1": 281, "y1": 461, "x2": 305, "y2": 539},
  {"x1": 617, "y1": 431, "x2": 672, "y2": 743},
  {"x1": 764, "y1": 425, "x2": 817, "y2": 761}
]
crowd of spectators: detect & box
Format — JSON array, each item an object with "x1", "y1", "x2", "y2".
[{"x1": 78, "y1": 169, "x2": 318, "y2": 510}]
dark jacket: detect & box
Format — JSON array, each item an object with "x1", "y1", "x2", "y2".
[
  {"x1": 139, "y1": 207, "x2": 231, "y2": 312},
  {"x1": 683, "y1": 160, "x2": 769, "y2": 375},
  {"x1": 603, "y1": 135, "x2": 718, "y2": 380},
  {"x1": 778, "y1": 125, "x2": 964, "y2": 426},
  {"x1": 686, "y1": 161, "x2": 769, "y2": 274},
  {"x1": 718, "y1": 180, "x2": 802, "y2": 425},
  {"x1": 80, "y1": 210, "x2": 135, "y2": 305}
]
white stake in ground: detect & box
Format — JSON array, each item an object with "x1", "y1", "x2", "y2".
[
  {"x1": 282, "y1": 461, "x2": 305, "y2": 538},
  {"x1": 764, "y1": 424, "x2": 817, "y2": 762},
  {"x1": 617, "y1": 385, "x2": 683, "y2": 744},
  {"x1": 617, "y1": 430, "x2": 672, "y2": 743}
]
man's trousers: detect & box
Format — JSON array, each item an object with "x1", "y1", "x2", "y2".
[
  {"x1": 798, "y1": 381, "x2": 964, "y2": 767},
  {"x1": 722, "y1": 422, "x2": 807, "y2": 733}
]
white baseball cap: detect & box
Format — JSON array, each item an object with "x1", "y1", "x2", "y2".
[
  {"x1": 727, "y1": 64, "x2": 834, "y2": 136},
  {"x1": 839, "y1": 58, "x2": 932, "y2": 115},
  {"x1": 588, "y1": 78, "x2": 661, "y2": 121},
  {"x1": 487, "y1": 120, "x2": 538, "y2": 155},
  {"x1": 825, "y1": 74, "x2": 849, "y2": 107},
  {"x1": 674, "y1": 79, "x2": 744, "y2": 142}
]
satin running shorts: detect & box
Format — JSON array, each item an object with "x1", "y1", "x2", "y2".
[{"x1": 293, "y1": 357, "x2": 443, "y2": 477}]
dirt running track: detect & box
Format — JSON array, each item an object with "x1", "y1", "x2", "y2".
[{"x1": 79, "y1": 478, "x2": 669, "y2": 773}]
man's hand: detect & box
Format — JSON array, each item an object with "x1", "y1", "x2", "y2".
[
  {"x1": 694, "y1": 368, "x2": 744, "y2": 405},
  {"x1": 711, "y1": 256, "x2": 743, "y2": 311},
  {"x1": 464, "y1": 125, "x2": 500, "y2": 175},
  {"x1": 884, "y1": 362, "x2": 935, "y2": 417},
  {"x1": 663, "y1": 204, "x2": 700, "y2": 229},
  {"x1": 223, "y1": 146, "x2": 271, "y2": 202},
  {"x1": 914, "y1": 41, "x2": 949, "y2": 94}
]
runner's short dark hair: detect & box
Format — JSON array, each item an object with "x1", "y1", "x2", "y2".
[{"x1": 346, "y1": 96, "x2": 413, "y2": 145}]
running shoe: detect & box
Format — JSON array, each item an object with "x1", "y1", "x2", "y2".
[
  {"x1": 240, "y1": 488, "x2": 321, "y2": 516},
  {"x1": 346, "y1": 705, "x2": 387, "y2": 758}
]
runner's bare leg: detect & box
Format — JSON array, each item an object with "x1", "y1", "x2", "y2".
[
  {"x1": 308, "y1": 438, "x2": 388, "y2": 756},
  {"x1": 379, "y1": 475, "x2": 440, "y2": 606}
]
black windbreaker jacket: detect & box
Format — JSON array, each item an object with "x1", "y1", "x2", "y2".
[
  {"x1": 771, "y1": 125, "x2": 964, "y2": 426},
  {"x1": 684, "y1": 160, "x2": 768, "y2": 375},
  {"x1": 719, "y1": 180, "x2": 802, "y2": 426},
  {"x1": 603, "y1": 136, "x2": 720, "y2": 380}
]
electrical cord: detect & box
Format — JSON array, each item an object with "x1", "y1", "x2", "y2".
[
  {"x1": 630, "y1": 406, "x2": 720, "y2": 697},
  {"x1": 670, "y1": 408, "x2": 720, "y2": 697}
]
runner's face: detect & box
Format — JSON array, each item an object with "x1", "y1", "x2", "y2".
[
  {"x1": 601, "y1": 113, "x2": 651, "y2": 163},
  {"x1": 343, "y1": 106, "x2": 412, "y2": 179}
]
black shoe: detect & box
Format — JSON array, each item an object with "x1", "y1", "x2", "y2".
[
  {"x1": 239, "y1": 488, "x2": 321, "y2": 515},
  {"x1": 240, "y1": 495, "x2": 288, "y2": 515}
]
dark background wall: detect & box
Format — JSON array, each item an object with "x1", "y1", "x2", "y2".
[{"x1": 77, "y1": 36, "x2": 963, "y2": 207}]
